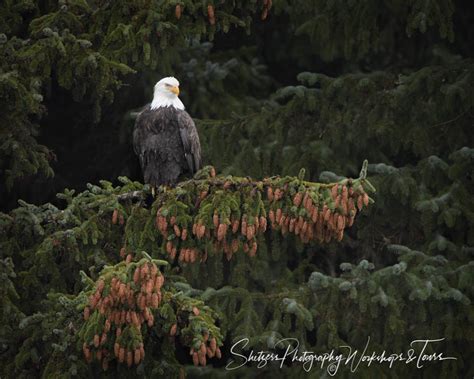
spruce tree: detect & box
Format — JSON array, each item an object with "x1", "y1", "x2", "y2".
[{"x1": 1, "y1": 1, "x2": 473, "y2": 378}]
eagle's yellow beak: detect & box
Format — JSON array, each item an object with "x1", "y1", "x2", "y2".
[{"x1": 169, "y1": 86, "x2": 180, "y2": 96}]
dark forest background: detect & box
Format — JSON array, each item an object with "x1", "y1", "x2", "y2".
[
  {"x1": 2, "y1": 0, "x2": 472, "y2": 212},
  {"x1": 0, "y1": 1, "x2": 473, "y2": 378}
]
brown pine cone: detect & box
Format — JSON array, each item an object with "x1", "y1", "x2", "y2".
[
  {"x1": 112, "y1": 209, "x2": 118, "y2": 224},
  {"x1": 175, "y1": 4, "x2": 182, "y2": 19},
  {"x1": 192, "y1": 351, "x2": 199, "y2": 366},
  {"x1": 293, "y1": 192, "x2": 303, "y2": 207},
  {"x1": 134, "y1": 348, "x2": 141, "y2": 364},
  {"x1": 259, "y1": 216, "x2": 267, "y2": 231},
  {"x1": 208, "y1": 5, "x2": 215, "y2": 25},
  {"x1": 232, "y1": 219, "x2": 240, "y2": 233},
  {"x1": 357, "y1": 196, "x2": 363, "y2": 211},
  {"x1": 127, "y1": 350, "x2": 133, "y2": 367},
  {"x1": 363, "y1": 192, "x2": 369, "y2": 206},
  {"x1": 267, "y1": 186, "x2": 274, "y2": 201}
]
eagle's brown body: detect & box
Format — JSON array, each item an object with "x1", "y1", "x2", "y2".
[{"x1": 133, "y1": 105, "x2": 202, "y2": 187}]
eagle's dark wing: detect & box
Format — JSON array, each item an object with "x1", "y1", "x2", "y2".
[
  {"x1": 177, "y1": 110, "x2": 202, "y2": 174},
  {"x1": 133, "y1": 105, "x2": 152, "y2": 170}
]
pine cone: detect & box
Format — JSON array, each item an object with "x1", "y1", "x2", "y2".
[
  {"x1": 132, "y1": 311, "x2": 139, "y2": 327},
  {"x1": 119, "y1": 347, "x2": 125, "y2": 363},
  {"x1": 170, "y1": 323, "x2": 177, "y2": 336},
  {"x1": 267, "y1": 187, "x2": 274, "y2": 201},
  {"x1": 269, "y1": 209, "x2": 275, "y2": 224},
  {"x1": 363, "y1": 192, "x2": 369, "y2": 206},
  {"x1": 198, "y1": 350, "x2": 207, "y2": 366},
  {"x1": 342, "y1": 185, "x2": 348, "y2": 202},
  {"x1": 217, "y1": 223, "x2": 226, "y2": 241},
  {"x1": 311, "y1": 208, "x2": 318, "y2": 223},
  {"x1": 114, "y1": 342, "x2": 120, "y2": 357},
  {"x1": 210, "y1": 337, "x2": 217, "y2": 353},
  {"x1": 207, "y1": 346, "x2": 214, "y2": 358},
  {"x1": 207, "y1": 5, "x2": 215, "y2": 25},
  {"x1": 171, "y1": 247, "x2": 177, "y2": 260},
  {"x1": 83, "y1": 343, "x2": 91, "y2": 360},
  {"x1": 293, "y1": 192, "x2": 303, "y2": 206},
  {"x1": 192, "y1": 352, "x2": 199, "y2": 366},
  {"x1": 289, "y1": 218, "x2": 296, "y2": 232},
  {"x1": 112, "y1": 209, "x2": 118, "y2": 224},
  {"x1": 232, "y1": 219, "x2": 240, "y2": 233},
  {"x1": 140, "y1": 344, "x2": 145, "y2": 360},
  {"x1": 175, "y1": 4, "x2": 182, "y2": 19},
  {"x1": 104, "y1": 319, "x2": 111, "y2": 332},
  {"x1": 259, "y1": 216, "x2": 267, "y2": 231},
  {"x1": 231, "y1": 238, "x2": 239, "y2": 253},
  {"x1": 357, "y1": 196, "x2": 363, "y2": 211},
  {"x1": 249, "y1": 241, "x2": 257, "y2": 257},
  {"x1": 134, "y1": 348, "x2": 141, "y2": 364},
  {"x1": 133, "y1": 267, "x2": 140, "y2": 283},
  {"x1": 246, "y1": 225, "x2": 254, "y2": 240},
  {"x1": 241, "y1": 219, "x2": 247, "y2": 235},
  {"x1": 337, "y1": 214, "x2": 345, "y2": 230},
  {"x1": 93, "y1": 334, "x2": 100, "y2": 348},
  {"x1": 100, "y1": 332, "x2": 107, "y2": 345},
  {"x1": 276, "y1": 208, "x2": 282, "y2": 223}
]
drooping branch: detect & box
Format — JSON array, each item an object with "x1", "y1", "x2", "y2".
[{"x1": 143, "y1": 161, "x2": 375, "y2": 263}]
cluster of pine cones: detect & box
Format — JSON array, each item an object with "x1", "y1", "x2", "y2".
[
  {"x1": 155, "y1": 177, "x2": 371, "y2": 263},
  {"x1": 82, "y1": 260, "x2": 163, "y2": 369}
]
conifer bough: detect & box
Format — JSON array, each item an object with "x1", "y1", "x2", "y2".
[
  {"x1": 80, "y1": 257, "x2": 164, "y2": 368},
  {"x1": 79, "y1": 253, "x2": 223, "y2": 370},
  {"x1": 155, "y1": 161, "x2": 375, "y2": 263}
]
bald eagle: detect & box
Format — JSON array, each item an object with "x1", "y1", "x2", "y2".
[{"x1": 133, "y1": 77, "x2": 202, "y2": 189}]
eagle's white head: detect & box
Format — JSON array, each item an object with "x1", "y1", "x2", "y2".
[{"x1": 151, "y1": 76, "x2": 185, "y2": 110}]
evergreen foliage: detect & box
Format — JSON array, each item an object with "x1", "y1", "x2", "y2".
[
  {"x1": 1, "y1": 0, "x2": 473, "y2": 378},
  {"x1": 275, "y1": 0, "x2": 456, "y2": 62},
  {"x1": 0, "y1": 166, "x2": 373, "y2": 377},
  {"x1": 0, "y1": 0, "x2": 266, "y2": 189}
]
